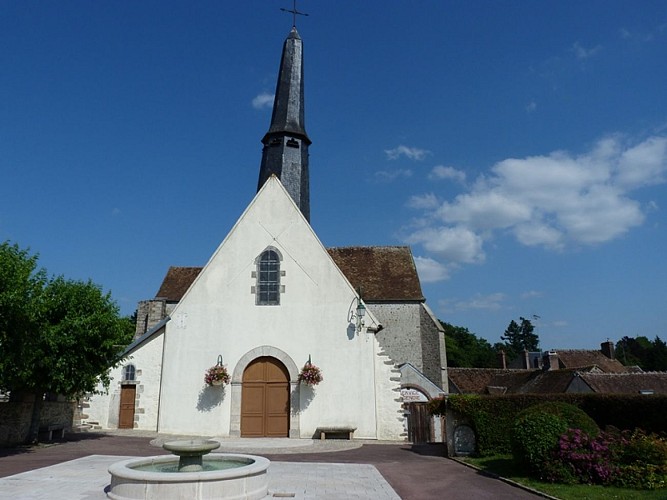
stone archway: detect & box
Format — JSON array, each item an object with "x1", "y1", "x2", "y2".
[{"x1": 230, "y1": 346, "x2": 300, "y2": 438}]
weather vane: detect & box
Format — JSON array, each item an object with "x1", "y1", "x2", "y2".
[{"x1": 281, "y1": 0, "x2": 308, "y2": 28}]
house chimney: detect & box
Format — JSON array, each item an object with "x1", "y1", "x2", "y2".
[
  {"x1": 543, "y1": 351, "x2": 559, "y2": 371},
  {"x1": 498, "y1": 349, "x2": 507, "y2": 369},
  {"x1": 601, "y1": 340, "x2": 615, "y2": 359},
  {"x1": 522, "y1": 349, "x2": 530, "y2": 370}
]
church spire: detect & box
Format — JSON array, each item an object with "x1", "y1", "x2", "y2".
[{"x1": 257, "y1": 26, "x2": 311, "y2": 222}]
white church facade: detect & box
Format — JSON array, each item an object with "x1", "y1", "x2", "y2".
[{"x1": 84, "y1": 26, "x2": 447, "y2": 441}]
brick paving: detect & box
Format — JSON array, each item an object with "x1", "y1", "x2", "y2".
[{"x1": 0, "y1": 433, "x2": 544, "y2": 499}]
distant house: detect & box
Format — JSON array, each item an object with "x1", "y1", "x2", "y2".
[
  {"x1": 568, "y1": 371, "x2": 667, "y2": 395},
  {"x1": 503, "y1": 340, "x2": 633, "y2": 373},
  {"x1": 449, "y1": 341, "x2": 666, "y2": 396}
]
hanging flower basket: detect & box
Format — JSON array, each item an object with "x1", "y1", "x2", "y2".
[
  {"x1": 298, "y1": 362, "x2": 323, "y2": 386},
  {"x1": 205, "y1": 364, "x2": 230, "y2": 387}
]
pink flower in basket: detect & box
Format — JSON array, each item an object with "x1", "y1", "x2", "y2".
[
  {"x1": 205, "y1": 364, "x2": 230, "y2": 386},
  {"x1": 298, "y1": 362, "x2": 323, "y2": 386}
]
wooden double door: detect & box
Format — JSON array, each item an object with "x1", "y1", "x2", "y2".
[{"x1": 241, "y1": 357, "x2": 290, "y2": 437}]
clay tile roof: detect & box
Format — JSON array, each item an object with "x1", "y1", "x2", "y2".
[
  {"x1": 448, "y1": 368, "x2": 526, "y2": 394},
  {"x1": 155, "y1": 246, "x2": 423, "y2": 304},
  {"x1": 155, "y1": 267, "x2": 203, "y2": 301},
  {"x1": 449, "y1": 368, "x2": 584, "y2": 395},
  {"x1": 556, "y1": 350, "x2": 630, "y2": 373},
  {"x1": 506, "y1": 369, "x2": 579, "y2": 394},
  {"x1": 327, "y1": 246, "x2": 424, "y2": 302},
  {"x1": 577, "y1": 372, "x2": 667, "y2": 394}
]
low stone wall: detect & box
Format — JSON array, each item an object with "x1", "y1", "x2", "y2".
[{"x1": 0, "y1": 400, "x2": 74, "y2": 447}]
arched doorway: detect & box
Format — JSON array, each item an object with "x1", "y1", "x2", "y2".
[{"x1": 241, "y1": 356, "x2": 290, "y2": 437}]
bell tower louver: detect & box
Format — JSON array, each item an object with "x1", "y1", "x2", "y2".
[{"x1": 257, "y1": 27, "x2": 311, "y2": 222}]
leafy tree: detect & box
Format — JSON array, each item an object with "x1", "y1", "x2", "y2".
[
  {"x1": 649, "y1": 336, "x2": 667, "y2": 371},
  {"x1": 0, "y1": 242, "x2": 46, "y2": 390},
  {"x1": 500, "y1": 317, "x2": 539, "y2": 360},
  {"x1": 441, "y1": 321, "x2": 498, "y2": 368},
  {"x1": 616, "y1": 335, "x2": 667, "y2": 371},
  {"x1": 0, "y1": 241, "x2": 134, "y2": 442}
]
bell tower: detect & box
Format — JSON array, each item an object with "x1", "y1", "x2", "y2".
[{"x1": 257, "y1": 26, "x2": 311, "y2": 222}]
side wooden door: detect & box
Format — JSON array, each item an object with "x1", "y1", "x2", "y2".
[
  {"x1": 407, "y1": 402, "x2": 432, "y2": 443},
  {"x1": 118, "y1": 385, "x2": 136, "y2": 429},
  {"x1": 241, "y1": 357, "x2": 289, "y2": 437}
]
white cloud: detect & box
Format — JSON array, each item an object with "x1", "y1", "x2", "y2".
[
  {"x1": 617, "y1": 136, "x2": 667, "y2": 188},
  {"x1": 429, "y1": 165, "x2": 466, "y2": 183},
  {"x1": 521, "y1": 290, "x2": 544, "y2": 300},
  {"x1": 572, "y1": 41, "x2": 602, "y2": 60},
  {"x1": 405, "y1": 135, "x2": 667, "y2": 269},
  {"x1": 526, "y1": 100, "x2": 537, "y2": 113},
  {"x1": 440, "y1": 292, "x2": 507, "y2": 312},
  {"x1": 385, "y1": 145, "x2": 429, "y2": 161},
  {"x1": 111, "y1": 207, "x2": 121, "y2": 216},
  {"x1": 414, "y1": 256, "x2": 450, "y2": 282},
  {"x1": 406, "y1": 226, "x2": 485, "y2": 264},
  {"x1": 619, "y1": 27, "x2": 655, "y2": 42},
  {"x1": 252, "y1": 92, "x2": 274, "y2": 109},
  {"x1": 437, "y1": 190, "x2": 533, "y2": 231},
  {"x1": 407, "y1": 193, "x2": 440, "y2": 210},
  {"x1": 374, "y1": 169, "x2": 413, "y2": 182}
]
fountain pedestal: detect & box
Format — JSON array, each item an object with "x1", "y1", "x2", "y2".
[
  {"x1": 162, "y1": 439, "x2": 220, "y2": 472},
  {"x1": 107, "y1": 439, "x2": 270, "y2": 500}
]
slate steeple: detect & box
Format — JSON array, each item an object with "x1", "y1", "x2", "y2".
[{"x1": 257, "y1": 27, "x2": 311, "y2": 222}]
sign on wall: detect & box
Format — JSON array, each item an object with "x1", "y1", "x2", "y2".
[{"x1": 400, "y1": 388, "x2": 429, "y2": 403}]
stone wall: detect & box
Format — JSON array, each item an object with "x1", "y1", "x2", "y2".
[
  {"x1": 135, "y1": 299, "x2": 167, "y2": 339},
  {"x1": 371, "y1": 302, "x2": 423, "y2": 370},
  {"x1": 370, "y1": 302, "x2": 447, "y2": 391},
  {"x1": 419, "y1": 303, "x2": 448, "y2": 391},
  {"x1": 0, "y1": 400, "x2": 74, "y2": 447}
]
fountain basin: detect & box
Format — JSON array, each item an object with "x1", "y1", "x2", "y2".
[{"x1": 107, "y1": 453, "x2": 270, "y2": 500}]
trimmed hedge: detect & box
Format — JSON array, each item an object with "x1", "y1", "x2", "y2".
[
  {"x1": 511, "y1": 402, "x2": 599, "y2": 473},
  {"x1": 430, "y1": 393, "x2": 667, "y2": 456}
]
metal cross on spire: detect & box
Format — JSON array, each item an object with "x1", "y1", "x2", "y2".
[{"x1": 280, "y1": 0, "x2": 308, "y2": 28}]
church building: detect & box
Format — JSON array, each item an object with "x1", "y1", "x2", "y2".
[{"x1": 84, "y1": 26, "x2": 447, "y2": 441}]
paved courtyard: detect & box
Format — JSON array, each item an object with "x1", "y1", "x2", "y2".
[{"x1": 0, "y1": 433, "x2": 545, "y2": 499}]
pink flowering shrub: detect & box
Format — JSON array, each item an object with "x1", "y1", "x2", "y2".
[
  {"x1": 546, "y1": 428, "x2": 667, "y2": 490},
  {"x1": 549, "y1": 429, "x2": 619, "y2": 484}
]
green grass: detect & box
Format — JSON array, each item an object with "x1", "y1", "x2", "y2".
[{"x1": 463, "y1": 455, "x2": 667, "y2": 500}]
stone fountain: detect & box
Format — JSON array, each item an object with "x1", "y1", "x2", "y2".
[{"x1": 107, "y1": 439, "x2": 270, "y2": 500}]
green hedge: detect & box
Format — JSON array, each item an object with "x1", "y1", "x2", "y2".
[{"x1": 430, "y1": 394, "x2": 667, "y2": 456}]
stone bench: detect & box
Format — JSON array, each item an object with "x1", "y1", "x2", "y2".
[
  {"x1": 39, "y1": 424, "x2": 65, "y2": 441},
  {"x1": 316, "y1": 426, "x2": 356, "y2": 440}
]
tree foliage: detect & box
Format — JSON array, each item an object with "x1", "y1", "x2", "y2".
[
  {"x1": 500, "y1": 317, "x2": 539, "y2": 360},
  {"x1": 441, "y1": 321, "x2": 498, "y2": 368},
  {"x1": 616, "y1": 335, "x2": 667, "y2": 371},
  {"x1": 0, "y1": 241, "x2": 134, "y2": 398}
]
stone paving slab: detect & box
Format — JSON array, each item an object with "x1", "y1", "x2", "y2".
[{"x1": 0, "y1": 455, "x2": 400, "y2": 500}]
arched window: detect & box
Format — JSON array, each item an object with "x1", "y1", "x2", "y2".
[
  {"x1": 256, "y1": 249, "x2": 281, "y2": 305},
  {"x1": 123, "y1": 364, "x2": 136, "y2": 381}
]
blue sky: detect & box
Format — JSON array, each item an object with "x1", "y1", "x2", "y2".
[{"x1": 2, "y1": 1, "x2": 666, "y2": 350}]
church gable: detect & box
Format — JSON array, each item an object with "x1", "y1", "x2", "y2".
[
  {"x1": 171, "y1": 175, "x2": 370, "y2": 317},
  {"x1": 155, "y1": 176, "x2": 403, "y2": 438}
]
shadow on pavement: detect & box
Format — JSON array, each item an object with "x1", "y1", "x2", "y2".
[{"x1": 406, "y1": 443, "x2": 447, "y2": 457}]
